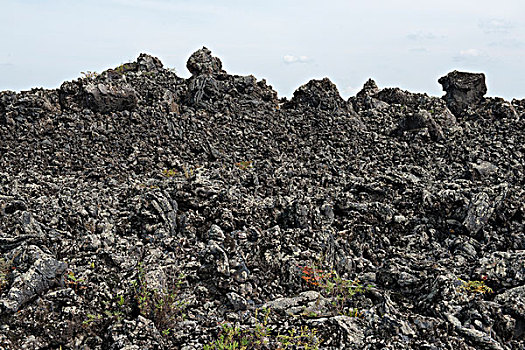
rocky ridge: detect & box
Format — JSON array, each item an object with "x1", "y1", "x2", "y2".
[{"x1": 0, "y1": 47, "x2": 524, "y2": 349}]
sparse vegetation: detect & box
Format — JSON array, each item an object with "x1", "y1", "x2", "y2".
[
  {"x1": 82, "y1": 293, "x2": 127, "y2": 328},
  {"x1": 457, "y1": 278, "x2": 493, "y2": 295},
  {"x1": 299, "y1": 264, "x2": 371, "y2": 315},
  {"x1": 80, "y1": 71, "x2": 99, "y2": 79},
  {"x1": 115, "y1": 63, "x2": 134, "y2": 74},
  {"x1": 204, "y1": 308, "x2": 322, "y2": 350},
  {"x1": 130, "y1": 263, "x2": 187, "y2": 333},
  {"x1": 276, "y1": 325, "x2": 322, "y2": 349},
  {"x1": 0, "y1": 257, "x2": 11, "y2": 292},
  {"x1": 65, "y1": 269, "x2": 87, "y2": 293}
]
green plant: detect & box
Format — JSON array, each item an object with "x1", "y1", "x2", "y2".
[
  {"x1": 82, "y1": 294, "x2": 126, "y2": 327},
  {"x1": 277, "y1": 325, "x2": 322, "y2": 349},
  {"x1": 203, "y1": 323, "x2": 248, "y2": 350},
  {"x1": 299, "y1": 264, "x2": 371, "y2": 315},
  {"x1": 82, "y1": 313, "x2": 103, "y2": 326},
  {"x1": 457, "y1": 278, "x2": 493, "y2": 295},
  {"x1": 65, "y1": 270, "x2": 87, "y2": 292},
  {"x1": 204, "y1": 308, "x2": 271, "y2": 350},
  {"x1": 117, "y1": 293, "x2": 125, "y2": 307},
  {"x1": 115, "y1": 63, "x2": 134, "y2": 74},
  {"x1": 204, "y1": 308, "x2": 323, "y2": 349},
  {"x1": 130, "y1": 263, "x2": 187, "y2": 332},
  {"x1": 0, "y1": 258, "x2": 12, "y2": 292}
]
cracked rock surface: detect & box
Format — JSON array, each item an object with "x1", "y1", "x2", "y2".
[{"x1": 0, "y1": 47, "x2": 524, "y2": 349}]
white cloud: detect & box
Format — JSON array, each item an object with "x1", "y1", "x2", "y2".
[
  {"x1": 453, "y1": 48, "x2": 488, "y2": 62},
  {"x1": 460, "y1": 49, "x2": 482, "y2": 57},
  {"x1": 479, "y1": 19, "x2": 513, "y2": 34},
  {"x1": 406, "y1": 32, "x2": 441, "y2": 41},
  {"x1": 283, "y1": 55, "x2": 311, "y2": 64}
]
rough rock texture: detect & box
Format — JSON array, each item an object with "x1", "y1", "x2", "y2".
[
  {"x1": 187, "y1": 47, "x2": 225, "y2": 76},
  {"x1": 0, "y1": 47, "x2": 524, "y2": 349},
  {"x1": 284, "y1": 78, "x2": 351, "y2": 112},
  {"x1": 438, "y1": 70, "x2": 487, "y2": 117}
]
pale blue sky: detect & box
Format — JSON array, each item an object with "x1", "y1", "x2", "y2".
[{"x1": 1, "y1": 0, "x2": 524, "y2": 99}]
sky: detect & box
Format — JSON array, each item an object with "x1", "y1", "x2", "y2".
[{"x1": 1, "y1": 0, "x2": 524, "y2": 100}]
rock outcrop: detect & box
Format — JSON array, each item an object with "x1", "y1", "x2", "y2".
[{"x1": 438, "y1": 70, "x2": 487, "y2": 117}]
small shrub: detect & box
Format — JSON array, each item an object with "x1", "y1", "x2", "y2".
[
  {"x1": 82, "y1": 293, "x2": 127, "y2": 329},
  {"x1": 299, "y1": 264, "x2": 371, "y2": 315},
  {"x1": 457, "y1": 278, "x2": 493, "y2": 295},
  {"x1": 277, "y1": 325, "x2": 322, "y2": 349},
  {"x1": 204, "y1": 308, "x2": 323, "y2": 349},
  {"x1": 204, "y1": 308, "x2": 271, "y2": 350},
  {"x1": 65, "y1": 269, "x2": 87, "y2": 293},
  {"x1": 130, "y1": 263, "x2": 187, "y2": 333}
]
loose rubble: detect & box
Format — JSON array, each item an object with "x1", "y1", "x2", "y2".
[{"x1": 0, "y1": 47, "x2": 524, "y2": 349}]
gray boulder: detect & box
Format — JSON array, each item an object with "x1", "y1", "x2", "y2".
[
  {"x1": 186, "y1": 47, "x2": 225, "y2": 76},
  {"x1": 84, "y1": 83, "x2": 138, "y2": 113},
  {"x1": 59, "y1": 81, "x2": 138, "y2": 113}
]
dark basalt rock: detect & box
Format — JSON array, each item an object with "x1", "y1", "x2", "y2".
[
  {"x1": 392, "y1": 110, "x2": 444, "y2": 141},
  {"x1": 137, "y1": 53, "x2": 164, "y2": 72},
  {"x1": 284, "y1": 77, "x2": 351, "y2": 112},
  {"x1": 0, "y1": 89, "x2": 60, "y2": 124},
  {"x1": 438, "y1": 70, "x2": 487, "y2": 117},
  {"x1": 0, "y1": 48, "x2": 524, "y2": 349},
  {"x1": 59, "y1": 80, "x2": 138, "y2": 113},
  {"x1": 486, "y1": 97, "x2": 519, "y2": 120},
  {"x1": 186, "y1": 46, "x2": 225, "y2": 76},
  {"x1": 375, "y1": 87, "x2": 426, "y2": 107},
  {"x1": 356, "y1": 78, "x2": 379, "y2": 99},
  {"x1": 84, "y1": 82, "x2": 138, "y2": 113},
  {"x1": 183, "y1": 47, "x2": 277, "y2": 109}
]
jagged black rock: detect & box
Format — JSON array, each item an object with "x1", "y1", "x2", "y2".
[{"x1": 0, "y1": 47, "x2": 524, "y2": 349}]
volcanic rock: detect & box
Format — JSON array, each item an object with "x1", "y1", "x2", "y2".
[
  {"x1": 187, "y1": 46, "x2": 225, "y2": 76},
  {"x1": 438, "y1": 70, "x2": 487, "y2": 117},
  {"x1": 0, "y1": 48, "x2": 524, "y2": 350},
  {"x1": 284, "y1": 77, "x2": 351, "y2": 112}
]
